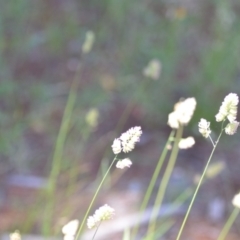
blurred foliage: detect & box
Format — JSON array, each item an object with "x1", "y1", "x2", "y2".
[{"x1": 0, "y1": 0, "x2": 240, "y2": 170}]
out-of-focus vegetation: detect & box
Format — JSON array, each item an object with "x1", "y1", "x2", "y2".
[{"x1": 1, "y1": 0, "x2": 240, "y2": 237}]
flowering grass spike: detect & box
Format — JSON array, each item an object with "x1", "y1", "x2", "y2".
[
  {"x1": 82, "y1": 31, "x2": 95, "y2": 54},
  {"x1": 178, "y1": 136, "x2": 195, "y2": 149},
  {"x1": 143, "y1": 59, "x2": 161, "y2": 80},
  {"x1": 232, "y1": 193, "x2": 240, "y2": 209},
  {"x1": 116, "y1": 158, "x2": 132, "y2": 169},
  {"x1": 112, "y1": 126, "x2": 142, "y2": 154},
  {"x1": 120, "y1": 126, "x2": 142, "y2": 153},
  {"x1": 10, "y1": 231, "x2": 21, "y2": 240},
  {"x1": 198, "y1": 118, "x2": 211, "y2": 138},
  {"x1": 62, "y1": 219, "x2": 79, "y2": 240},
  {"x1": 215, "y1": 93, "x2": 239, "y2": 122},
  {"x1": 168, "y1": 98, "x2": 197, "y2": 129},
  {"x1": 87, "y1": 204, "x2": 115, "y2": 229},
  {"x1": 112, "y1": 138, "x2": 122, "y2": 154},
  {"x1": 225, "y1": 121, "x2": 239, "y2": 135}
]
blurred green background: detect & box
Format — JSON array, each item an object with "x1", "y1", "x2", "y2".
[{"x1": 1, "y1": 0, "x2": 240, "y2": 238}]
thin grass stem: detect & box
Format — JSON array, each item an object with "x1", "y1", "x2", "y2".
[
  {"x1": 176, "y1": 128, "x2": 224, "y2": 240},
  {"x1": 43, "y1": 69, "x2": 80, "y2": 235},
  {"x1": 75, "y1": 156, "x2": 117, "y2": 240},
  {"x1": 92, "y1": 222, "x2": 102, "y2": 240},
  {"x1": 146, "y1": 125, "x2": 183, "y2": 238},
  {"x1": 218, "y1": 207, "x2": 240, "y2": 240},
  {"x1": 131, "y1": 130, "x2": 175, "y2": 239},
  {"x1": 143, "y1": 220, "x2": 175, "y2": 240},
  {"x1": 209, "y1": 135, "x2": 215, "y2": 147}
]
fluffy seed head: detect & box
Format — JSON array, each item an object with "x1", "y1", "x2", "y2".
[
  {"x1": 116, "y1": 158, "x2": 132, "y2": 169},
  {"x1": 87, "y1": 216, "x2": 96, "y2": 229},
  {"x1": 87, "y1": 204, "x2": 115, "y2": 229},
  {"x1": 111, "y1": 138, "x2": 122, "y2": 154},
  {"x1": 143, "y1": 59, "x2": 161, "y2": 80},
  {"x1": 215, "y1": 93, "x2": 239, "y2": 122},
  {"x1": 168, "y1": 111, "x2": 180, "y2": 129},
  {"x1": 168, "y1": 98, "x2": 197, "y2": 129},
  {"x1": 225, "y1": 121, "x2": 239, "y2": 135},
  {"x1": 119, "y1": 126, "x2": 142, "y2": 153},
  {"x1": 62, "y1": 219, "x2": 79, "y2": 238},
  {"x1": 178, "y1": 136, "x2": 195, "y2": 149},
  {"x1": 198, "y1": 118, "x2": 211, "y2": 138},
  {"x1": 232, "y1": 193, "x2": 240, "y2": 209},
  {"x1": 10, "y1": 231, "x2": 21, "y2": 240},
  {"x1": 82, "y1": 31, "x2": 95, "y2": 54}
]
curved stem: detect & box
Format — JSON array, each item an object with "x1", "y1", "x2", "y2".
[
  {"x1": 147, "y1": 125, "x2": 183, "y2": 238},
  {"x1": 75, "y1": 156, "x2": 117, "y2": 240},
  {"x1": 176, "y1": 129, "x2": 224, "y2": 240},
  {"x1": 218, "y1": 207, "x2": 239, "y2": 240},
  {"x1": 43, "y1": 70, "x2": 80, "y2": 235},
  {"x1": 131, "y1": 130, "x2": 175, "y2": 239}
]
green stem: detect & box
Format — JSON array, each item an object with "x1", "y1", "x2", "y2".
[
  {"x1": 143, "y1": 220, "x2": 175, "y2": 240},
  {"x1": 176, "y1": 129, "x2": 224, "y2": 240},
  {"x1": 218, "y1": 207, "x2": 240, "y2": 240},
  {"x1": 62, "y1": 156, "x2": 83, "y2": 217},
  {"x1": 131, "y1": 130, "x2": 175, "y2": 239},
  {"x1": 43, "y1": 71, "x2": 80, "y2": 235},
  {"x1": 209, "y1": 135, "x2": 215, "y2": 147},
  {"x1": 92, "y1": 222, "x2": 102, "y2": 240},
  {"x1": 147, "y1": 125, "x2": 183, "y2": 238},
  {"x1": 173, "y1": 187, "x2": 193, "y2": 205},
  {"x1": 75, "y1": 156, "x2": 117, "y2": 240}
]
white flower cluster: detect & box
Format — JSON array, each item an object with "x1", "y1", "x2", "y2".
[
  {"x1": 111, "y1": 138, "x2": 122, "y2": 154},
  {"x1": 62, "y1": 219, "x2": 79, "y2": 240},
  {"x1": 199, "y1": 93, "x2": 239, "y2": 138},
  {"x1": 116, "y1": 158, "x2": 132, "y2": 169},
  {"x1": 9, "y1": 231, "x2": 21, "y2": 240},
  {"x1": 87, "y1": 204, "x2": 115, "y2": 229},
  {"x1": 225, "y1": 121, "x2": 239, "y2": 135},
  {"x1": 168, "y1": 98, "x2": 197, "y2": 129},
  {"x1": 215, "y1": 93, "x2": 239, "y2": 122},
  {"x1": 216, "y1": 93, "x2": 239, "y2": 135},
  {"x1": 111, "y1": 126, "x2": 142, "y2": 154},
  {"x1": 178, "y1": 136, "x2": 195, "y2": 149},
  {"x1": 143, "y1": 59, "x2": 162, "y2": 80},
  {"x1": 232, "y1": 193, "x2": 240, "y2": 209},
  {"x1": 198, "y1": 118, "x2": 211, "y2": 138}
]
